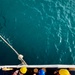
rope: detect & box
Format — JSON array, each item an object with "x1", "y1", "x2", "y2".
[
  {"x1": 0, "y1": 35, "x2": 27, "y2": 65},
  {"x1": 0, "y1": 35, "x2": 19, "y2": 56}
]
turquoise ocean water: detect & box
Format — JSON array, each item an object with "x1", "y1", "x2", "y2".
[{"x1": 0, "y1": 0, "x2": 75, "y2": 65}]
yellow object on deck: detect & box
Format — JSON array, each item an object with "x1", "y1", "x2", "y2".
[
  {"x1": 2, "y1": 67, "x2": 13, "y2": 71},
  {"x1": 20, "y1": 66, "x2": 27, "y2": 74},
  {"x1": 59, "y1": 69, "x2": 70, "y2": 75}
]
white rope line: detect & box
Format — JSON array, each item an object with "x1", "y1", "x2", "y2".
[
  {"x1": 0, "y1": 65, "x2": 75, "y2": 68},
  {"x1": 0, "y1": 35, "x2": 27, "y2": 65},
  {"x1": 0, "y1": 35, "x2": 19, "y2": 56}
]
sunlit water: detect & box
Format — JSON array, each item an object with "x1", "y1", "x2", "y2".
[{"x1": 0, "y1": 0, "x2": 75, "y2": 65}]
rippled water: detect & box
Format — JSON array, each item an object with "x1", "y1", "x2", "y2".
[{"x1": 0, "y1": 0, "x2": 75, "y2": 65}]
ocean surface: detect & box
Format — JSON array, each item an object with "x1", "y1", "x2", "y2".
[{"x1": 0, "y1": 0, "x2": 75, "y2": 65}]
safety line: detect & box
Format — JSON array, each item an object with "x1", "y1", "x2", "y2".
[{"x1": 0, "y1": 35, "x2": 27, "y2": 65}]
